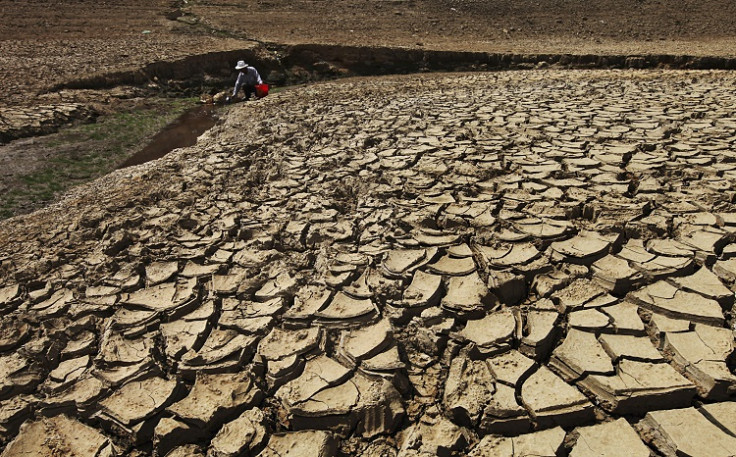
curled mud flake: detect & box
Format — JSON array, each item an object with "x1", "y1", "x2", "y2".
[
  {"x1": 315, "y1": 292, "x2": 379, "y2": 327},
  {"x1": 95, "y1": 376, "x2": 182, "y2": 443},
  {"x1": 669, "y1": 266, "x2": 734, "y2": 305},
  {"x1": 583, "y1": 360, "x2": 696, "y2": 414},
  {"x1": 663, "y1": 324, "x2": 736, "y2": 400},
  {"x1": 628, "y1": 281, "x2": 725, "y2": 326},
  {"x1": 167, "y1": 371, "x2": 264, "y2": 430},
  {"x1": 144, "y1": 261, "x2": 178, "y2": 286},
  {"x1": 178, "y1": 328, "x2": 259, "y2": 377},
  {"x1": 441, "y1": 271, "x2": 497, "y2": 316},
  {"x1": 591, "y1": 254, "x2": 644, "y2": 295},
  {"x1": 209, "y1": 408, "x2": 267, "y2": 457},
  {"x1": 549, "y1": 329, "x2": 615, "y2": 381},
  {"x1": 452, "y1": 309, "x2": 518, "y2": 357},
  {"x1": 401, "y1": 270, "x2": 443, "y2": 309}
]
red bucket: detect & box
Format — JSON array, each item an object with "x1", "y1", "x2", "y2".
[{"x1": 255, "y1": 84, "x2": 269, "y2": 98}]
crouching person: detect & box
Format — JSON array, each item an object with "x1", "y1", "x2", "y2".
[{"x1": 227, "y1": 60, "x2": 263, "y2": 103}]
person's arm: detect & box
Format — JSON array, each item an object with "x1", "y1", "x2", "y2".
[{"x1": 232, "y1": 72, "x2": 244, "y2": 97}]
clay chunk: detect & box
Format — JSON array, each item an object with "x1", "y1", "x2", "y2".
[
  {"x1": 664, "y1": 324, "x2": 736, "y2": 399},
  {"x1": 570, "y1": 418, "x2": 650, "y2": 457},
  {"x1": 259, "y1": 430, "x2": 337, "y2": 457},
  {"x1": 167, "y1": 371, "x2": 263, "y2": 429},
  {"x1": 628, "y1": 280, "x2": 725, "y2": 326},
  {"x1": 1, "y1": 414, "x2": 115, "y2": 457},
  {"x1": 638, "y1": 407, "x2": 736, "y2": 457},
  {"x1": 453, "y1": 309, "x2": 518, "y2": 356},
  {"x1": 582, "y1": 360, "x2": 696, "y2": 414},
  {"x1": 469, "y1": 426, "x2": 566, "y2": 457},
  {"x1": 520, "y1": 366, "x2": 594, "y2": 428},
  {"x1": 208, "y1": 408, "x2": 267, "y2": 457},
  {"x1": 441, "y1": 272, "x2": 497, "y2": 315}
]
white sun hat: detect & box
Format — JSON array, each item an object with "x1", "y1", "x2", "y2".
[{"x1": 235, "y1": 60, "x2": 248, "y2": 70}]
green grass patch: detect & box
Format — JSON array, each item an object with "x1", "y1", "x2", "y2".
[{"x1": 1, "y1": 97, "x2": 199, "y2": 220}]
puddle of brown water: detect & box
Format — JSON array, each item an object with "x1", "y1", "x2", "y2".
[{"x1": 119, "y1": 104, "x2": 217, "y2": 168}]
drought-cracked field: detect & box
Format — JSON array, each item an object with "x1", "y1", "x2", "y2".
[{"x1": 2, "y1": 69, "x2": 736, "y2": 456}]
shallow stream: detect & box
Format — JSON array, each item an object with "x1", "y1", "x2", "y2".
[{"x1": 119, "y1": 104, "x2": 217, "y2": 168}]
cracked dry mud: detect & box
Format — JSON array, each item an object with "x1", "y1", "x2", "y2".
[{"x1": 1, "y1": 69, "x2": 736, "y2": 456}]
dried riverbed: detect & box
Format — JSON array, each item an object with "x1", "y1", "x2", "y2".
[
  {"x1": 1, "y1": 70, "x2": 736, "y2": 456},
  {"x1": 0, "y1": 97, "x2": 203, "y2": 219}
]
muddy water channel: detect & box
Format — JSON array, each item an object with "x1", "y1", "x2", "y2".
[{"x1": 119, "y1": 104, "x2": 217, "y2": 168}]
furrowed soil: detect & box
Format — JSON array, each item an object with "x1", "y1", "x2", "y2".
[{"x1": 1, "y1": 2, "x2": 736, "y2": 457}]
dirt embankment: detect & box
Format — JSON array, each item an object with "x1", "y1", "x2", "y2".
[
  {"x1": 51, "y1": 44, "x2": 736, "y2": 93},
  {"x1": 2, "y1": 0, "x2": 736, "y2": 145}
]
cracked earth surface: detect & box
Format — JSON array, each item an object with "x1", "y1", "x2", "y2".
[{"x1": 1, "y1": 69, "x2": 736, "y2": 456}]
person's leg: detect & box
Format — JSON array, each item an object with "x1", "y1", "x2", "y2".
[{"x1": 244, "y1": 85, "x2": 254, "y2": 100}]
